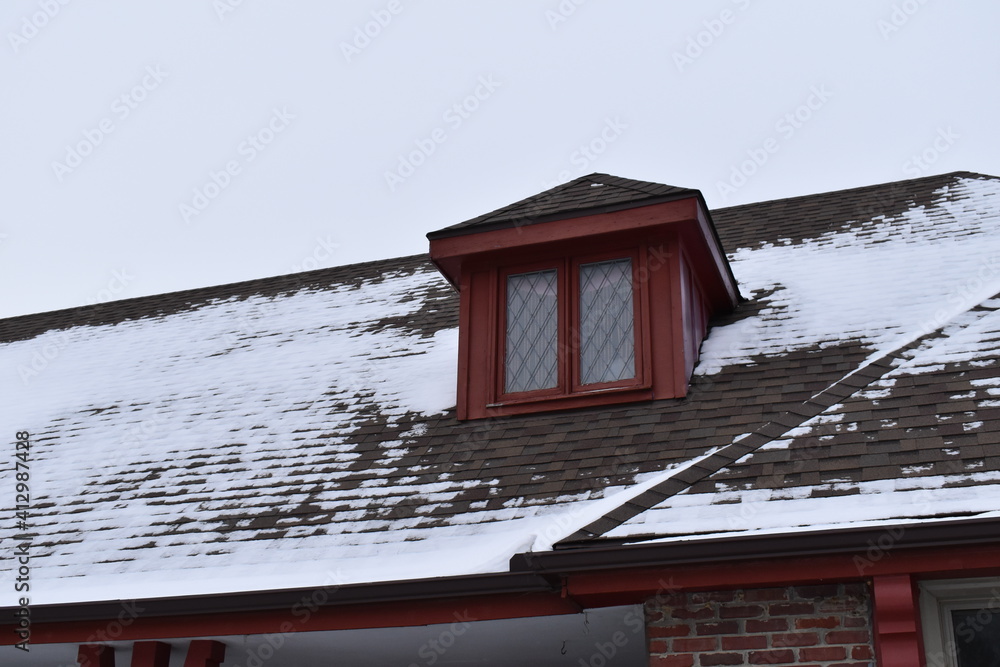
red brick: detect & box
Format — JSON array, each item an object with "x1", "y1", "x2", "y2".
[
  {"x1": 691, "y1": 590, "x2": 737, "y2": 603},
  {"x1": 645, "y1": 609, "x2": 666, "y2": 623},
  {"x1": 842, "y1": 582, "x2": 868, "y2": 597},
  {"x1": 722, "y1": 635, "x2": 768, "y2": 650},
  {"x1": 720, "y1": 604, "x2": 764, "y2": 619},
  {"x1": 794, "y1": 584, "x2": 842, "y2": 599},
  {"x1": 648, "y1": 624, "x2": 691, "y2": 638},
  {"x1": 818, "y1": 598, "x2": 864, "y2": 613},
  {"x1": 749, "y1": 649, "x2": 795, "y2": 664},
  {"x1": 696, "y1": 621, "x2": 739, "y2": 635},
  {"x1": 746, "y1": 619, "x2": 788, "y2": 633},
  {"x1": 649, "y1": 656, "x2": 694, "y2": 667},
  {"x1": 673, "y1": 637, "x2": 718, "y2": 652},
  {"x1": 672, "y1": 607, "x2": 715, "y2": 620},
  {"x1": 842, "y1": 615, "x2": 869, "y2": 628},
  {"x1": 744, "y1": 587, "x2": 789, "y2": 602},
  {"x1": 699, "y1": 653, "x2": 744, "y2": 666},
  {"x1": 851, "y1": 645, "x2": 874, "y2": 660},
  {"x1": 769, "y1": 602, "x2": 815, "y2": 615},
  {"x1": 826, "y1": 630, "x2": 871, "y2": 644},
  {"x1": 649, "y1": 639, "x2": 670, "y2": 653},
  {"x1": 800, "y1": 646, "x2": 847, "y2": 661},
  {"x1": 772, "y1": 632, "x2": 819, "y2": 647},
  {"x1": 795, "y1": 616, "x2": 840, "y2": 629}
]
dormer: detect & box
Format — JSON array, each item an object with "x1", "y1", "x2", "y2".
[{"x1": 428, "y1": 173, "x2": 740, "y2": 420}]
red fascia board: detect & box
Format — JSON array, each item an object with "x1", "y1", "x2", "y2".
[
  {"x1": 562, "y1": 543, "x2": 1000, "y2": 608},
  {"x1": 430, "y1": 198, "x2": 739, "y2": 310},
  {"x1": 430, "y1": 199, "x2": 698, "y2": 277},
  {"x1": 1, "y1": 592, "x2": 578, "y2": 646}
]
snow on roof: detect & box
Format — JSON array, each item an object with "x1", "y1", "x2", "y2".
[{"x1": 2, "y1": 172, "x2": 1000, "y2": 605}]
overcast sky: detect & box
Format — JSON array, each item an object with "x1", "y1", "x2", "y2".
[{"x1": 3, "y1": 0, "x2": 999, "y2": 319}]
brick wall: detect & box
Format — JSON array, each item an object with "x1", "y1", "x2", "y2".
[{"x1": 646, "y1": 583, "x2": 874, "y2": 666}]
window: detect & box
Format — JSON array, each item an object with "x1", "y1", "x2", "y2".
[
  {"x1": 920, "y1": 577, "x2": 1000, "y2": 667},
  {"x1": 497, "y1": 252, "x2": 645, "y2": 404}
]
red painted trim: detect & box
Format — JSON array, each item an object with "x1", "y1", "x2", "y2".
[
  {"x1": 9, "y1": 592, "x2": 579, "y2": 645},
  {"x1": 430, "y1": 199, "x2": 700, "y2": 274},
  {"x1": 131, "y1": 641, "x2": 171, "y2": 667},
  {"x1": 872, "y1": 574, "x2": 925, "y2": 667},
  {"x1": 563, "y1": 543, "x2": 1000, "y2": 607},
  {"x1": 79, "y1": 644, "x2": 115, "y2": 667},
  {"x1": 460, "y1": 232, "x2": 695, "y2": 419},
  {"x1": 184, "y1": 639, "x2": 226, "y2": 667}
]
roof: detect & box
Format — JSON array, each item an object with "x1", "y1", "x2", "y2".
[
  {"x1": 3, "y1": 171, "x2": 1000, "y2": 606},
  {"x1": 426, "y1": 172, "x2": 697, "y2": 239}
]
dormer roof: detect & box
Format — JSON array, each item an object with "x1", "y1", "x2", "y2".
[{"x1": 427, "y1": 173, "x2": 699, "y2": 239}]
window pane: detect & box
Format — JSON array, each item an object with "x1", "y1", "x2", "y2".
[
  {"x1": 952, "y1": 608, "x2": 1000, "y2": 666},
  {"x1": 580, "y1": 258, "x2": 635, "y2": 385},
  {"x1": 505, "y1": 270, "x2": 558, "y2": 393}
]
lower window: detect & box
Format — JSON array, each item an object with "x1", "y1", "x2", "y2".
[{"x1": 920, "y1": 577, "x2": 1000, "y2": 667}]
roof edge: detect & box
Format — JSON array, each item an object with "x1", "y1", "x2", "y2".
[{"x1": 513, "y1": 515, "x2": 1000, "y2": 574}]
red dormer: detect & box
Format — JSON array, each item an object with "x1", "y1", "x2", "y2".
[{"x1": 428, "y1": 173, "x2": 740, "y2": 419}]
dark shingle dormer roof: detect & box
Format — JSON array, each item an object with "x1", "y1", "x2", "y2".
[{"x1": 427, "y1": 173, "x2": 697, "y2": 239}]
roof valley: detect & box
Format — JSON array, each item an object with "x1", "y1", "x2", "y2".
[{"x1": 557, "y1": 291, "x2": 1000, "y2": 544}]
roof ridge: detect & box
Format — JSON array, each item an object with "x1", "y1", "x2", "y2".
[
  {"x1": 0, "y1": 253, "x2": 434, "y2": 325},
  {"x1": 713, "y1": 171, "x2": 997, "y2": 215},
  {"x1": 557, "y1": 291, "x2": 1000, "y2": 543}
]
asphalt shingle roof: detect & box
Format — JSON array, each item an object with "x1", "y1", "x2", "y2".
[
  {"x1": 2, "y1": 170, "x2": 999, "y2": 604},
  {"x1": 427, "y1": 172, "x2": 697, "y2": 239}
]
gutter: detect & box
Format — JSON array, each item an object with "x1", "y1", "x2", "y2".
[
  {"x1": 511, "y1": 515, "x2": 1000, "y2": 575},
  {"x1": 6, "y1": 517, "x2": 1000, "y2": 626},
  {"x1": 4, "y1": 571, "x2": 559, "y2": 625}
]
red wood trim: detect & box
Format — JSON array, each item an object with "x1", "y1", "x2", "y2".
[
  {"x1": 79, "y1": 644, "x2": 115, "y2": 667},
  {"x1": 564, "y1": 543, "x2": 1000, "y2": 607},
  {"x1": 183, "y1": 639, "x2": 226, "y2": 667},
  {"x1": 456, "y1": 269, "x2": 472, "y2": 420},
  {"x1": 13, "y1": 592, "x2": 579, "y2": 645},
  {"x1": 131, "y1": 641, "x2": 171, "y2": 667},
  {"x1": 430, "y1": 199, "x2": 700, "y2": 266},
  {"x1": 872, "y1": 574, "x2": 926, "y2": 667}
]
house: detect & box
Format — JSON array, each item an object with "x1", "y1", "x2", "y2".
[{"x1": 2, "y1": 170, "x2": 1000, "y2": 667}]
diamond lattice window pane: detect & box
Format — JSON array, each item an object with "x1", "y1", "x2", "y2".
[
  {"x1": 579, "y1": 258, "x2": 635, "y2": 385},
  {"x1": 505, "y1": 270, "x2": 558, "y2": 393}
]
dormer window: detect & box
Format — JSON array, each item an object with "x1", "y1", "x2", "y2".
[
  {"x1": 500, "y1": 253, "x2": 643, "y2": 402},
  {"x1": 427, "y1": 174, "x2": 740, "y2": 419}
]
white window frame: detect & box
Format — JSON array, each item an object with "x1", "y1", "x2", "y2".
[{"x1": 919, "y1": 576, "x2": 1000, "y2": 667}]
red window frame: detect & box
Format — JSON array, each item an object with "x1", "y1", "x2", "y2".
[{"x1": 493, "y1": 248, "x2": 651, "y2": 408}]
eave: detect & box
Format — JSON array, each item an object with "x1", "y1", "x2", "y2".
[{"x1": 5, "y1": 516, "x2": 1000, "y2": 645}]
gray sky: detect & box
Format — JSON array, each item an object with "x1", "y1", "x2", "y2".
[{"x1": 3, "y1": 0, "x2": 999, "y2": 319}]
